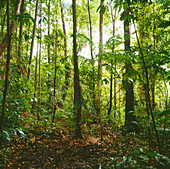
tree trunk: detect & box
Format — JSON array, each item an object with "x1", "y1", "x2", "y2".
[
  {"x1": 0, "y1": 7, "x2": 6, "y2": 81},
  {"x1": 124, "y1": 0, "x2": 137, "y2": 132},
  {"x1": 72, "y1": 0, "x2": 82, "y2": 139},
  {"x1": 108, "y1": 4, "x2": 117, "y2": 123},
  {"x1": 0, "y1": 0, "x2": 11, "y2": 142},
  {"x1": 152, "y1": 2, "x2": 156, "y2": 110},
  {"x1": 26, "y1": 0, "x2": 31, "y2": 57},
  {"x1": 139, "y1": 6, "x2": 151, "y2": 159},
  {"x1": 60, "y1": 0, "x2": 70, "y2": 101},
  {"x1": 38, "y1": 0, "x2": 42, "y2": 120},
  {"x1": 97, "y1": 0, "x2": 104, "y2": 141},
  {"x1": 130, "y1": 5, "x2": 161, "y2": 153},
  {"x1": 18, "y1": 0, "x2": 25, "y2": 69},
  {"x1": 87, "y1": 0, "x2": 95, "y2": 107},
  {"x1": 34, "y1": 45, "x2": 38, "y2": 98},
  {"x1": 47, "y1": 0, "x2": 50, "y2": 63},
  {"x1": 27, "y1": 0, "x2": 39, "y2": 79},
  {"x1": 52, "y1": 12, "x2": 58, "y2": 123},
  {"x1": 0, "y1": 0, "x2": 21, "y2": 57}
]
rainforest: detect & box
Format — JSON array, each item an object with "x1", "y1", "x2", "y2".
[{"x1": 0, "y1": 0, "x2": 169, "y2": 168}]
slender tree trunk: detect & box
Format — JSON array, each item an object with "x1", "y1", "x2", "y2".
[
  {"x1": 163, "y1": 81, "x2": 168, "y2": 153},
  {"x1": 26, "y1": 0, "x2": 31, "y2": 59},
  {"x1": 0, "y1": 0, "x2": 21, "y2": 57},
  {"x1": 18, "y1": 0, "x2": 25, "y2": 69},
  {"x1": 60, "y1": 0, "x2": 70, "y2": 101},
  {"x1": 27, "y1": 0, "x2": 39, "y2": 79},
  {"x1": 87, "y1": 0, "x2": 95, "y2": 107},
  {"x1": 38, "y1": 0, "x2": 42, "y2": 120},
  {"x1": 124, "y1": 0, "x2": 137, "y2": 132},
  {"x1": 152, "y1": 2, "x2": 156, "y2": 110},
  {"x1": 0, "y1": 8, "x2": 6, "y2": 81},
  {"x1": 0, "y1": 0, "x2": 11, "y2": 143},
  {"x1": 60, "y1": 0, "x2": 67, "y2": 61},
  {"x1": 48, "y1": 0, "x2": 50, "y2": 63},
  {"x1": 52, "y1": 43, "x2": 57, "y2": 123},
  {"x1": 97, "y1": 0, "x2": 104, "y2": 141},
  {"x1": 119, "y1": 85, "x2": 121, "y2": 119},
  {"x1": 15, "y1": 28, "x2": 18, "y2": 54},
  {"x1": 130, "y1": 6, "x2": 161, "y2": 153},
  {"x1": 32, "y1": 43, "x2": 38, "y2": 112},
  {"x1": 34, "y1": 45, "x2": 38, "y2": 98},
  {"x1": 72, "y1": 0, "x2": 82, "y2": 139},
  {"x1": 0, "y1": 6, "x2": 3, "y2": 44},
  {"x1": 52, "y1": 11, "x2": 58, "y2": 123},
  {"x1": 108, "y1": 3, "x2": 117, "y2": 123}
]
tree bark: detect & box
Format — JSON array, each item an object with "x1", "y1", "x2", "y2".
[
  {"x1": 87, "y1": 0, "x2": 95, "y2": 107},
  {"x1": 48, "y1": 0, "x2": 51, "y2": 63},
  {"x1": 108, "y1": 3, "x2": 117, "y2": 123},
  {"x1": 27, "y1": 0, "x2": 39, "y2": 79},
  {"x1": 124, "y1": 0, "x2": 137, "y2": 132},
  {"x1": 52, "y1": 10, "x2": 58, "y2": 123},
  {"x1": 152, "y1": 2, "x2": 156, "y2": 110},
  {"x1": 0, "y1": 0, "x2": 21, "y2": 57},
  {"x1": 0, "y1": 0, "x2": 11, "y2": 138},
  {"x1": 139, "y1": 6, "x2": 151, "y2": 160},
  {"x1": 60, "y1": 0, "x2": 70, "y2": 101},
  {"x1": 38, "y1": 0, "x2": 42, "y2": 120},
  {"x1": 18, "y1": 0, "x2": 25, "y2": 68},
  {"x1": 97, "y1": 0, "x2": 104, "y2": 141},
  {"x1": 130, "y1": 5, "x2": 161, "y2": 153},
  {"x1": 72, "y1": 0, "x2": 82, "y2": 139}
]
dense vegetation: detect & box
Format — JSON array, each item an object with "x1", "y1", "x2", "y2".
[{"x1": 0, "y1": 0, "x2": 169, "y2": 168}]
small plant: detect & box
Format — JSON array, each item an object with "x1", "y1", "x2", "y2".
[{"x1": 107, "y1": 148, "x2": 170, "y2": 168}]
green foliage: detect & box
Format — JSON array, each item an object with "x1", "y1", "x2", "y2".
[
  {"x1": 0, "y1": 0, "x2": 169, "y2": 167},
  {"x1": 108, "y1": 148, "x2": 170, "y2": 168},
  {"x1": 159, "y1": 109, "x2": 170, "y2": 117},
  {"x1": 0, "y1": 128, "x2": 27, "y2": 143},
  {"x1": 158, "y1": 20, "x2": 170, "y2": 28}
]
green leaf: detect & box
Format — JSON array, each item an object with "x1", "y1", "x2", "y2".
[
  {"x1": 159, "y1": 109, "x2": 170, "y2": 117},
  {"x1": 130, "y1": 121, "x2": 139, "y2": 126},
  {"x1": 3, "y1": 131, "x2": 11, "y2": 142},
  {"x1": 96, "y1": 5, "x2": 101, "y2": 13},
  {"x1": 16, "y1": 128, "x2": 26, "y2": 139},
  {"x1": 103, "y1": 78, "x2": 109, "y2": 85},
  {"x1": 145, "y1": 152, "x2": 157, "y2": 157},
  {"x1": 158, "y1": 20, "x2": 170, "y2": 28},
  {"x1": 77, "y1": 33, "x2": 94, "y2": 47},
  {"x1": 120, "y1": 11, "x2": 126, "y2": 21},
  {"x1": 139, "y1": 155, "x2": 149, "y2": 161}
]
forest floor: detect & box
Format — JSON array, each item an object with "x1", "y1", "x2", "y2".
[{"x1": 0, "y1": 120, "x2": 169, "y2": 169}]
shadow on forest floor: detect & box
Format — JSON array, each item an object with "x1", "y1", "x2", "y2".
[{"x1": 0, "y1": 124, "x2": 169, "y2": 169}]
